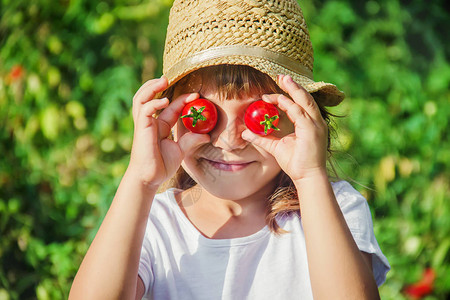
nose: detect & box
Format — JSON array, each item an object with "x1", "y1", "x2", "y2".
[{"x1": 210, "y1": 116, "x2": 248, "y2": 151}]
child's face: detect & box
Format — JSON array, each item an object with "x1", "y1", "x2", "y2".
[{"x1": 172, "y1": 77, "x2": 294, "y2": 201}]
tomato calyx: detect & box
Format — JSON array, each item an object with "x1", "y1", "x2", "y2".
[
  {"x1": 244, "y1": 100, "x2": 281, "y2": 136},
  {"x1": 180, "y1": 98, "x2": 218, "y2": 134},
  {"x1": 180, "y1": 106, "x2": 207, "y2": 127},
  {"x1": 260, "y1": 114, "x2": 280, "y2": 135}
]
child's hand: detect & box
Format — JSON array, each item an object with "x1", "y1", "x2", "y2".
[
  {"x1": 241, "y1": 75, "x2": 328, "y2": 183},
  {"x1": 128, "y1": 77, "x2": 210, "y2": 187}
]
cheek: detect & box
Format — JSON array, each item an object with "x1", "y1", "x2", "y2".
[
  {"x1": 251, "y1": 142, "x2": 282, "y2": 173},
  {"x1": 256, "y1": 150, "x2": 283, "y2": 186}
]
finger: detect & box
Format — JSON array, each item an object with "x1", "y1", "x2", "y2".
[
  {"x1": 160, "y1": 139, "x2": 183, "y2": 178},
  {"x1": 134, "y1": 76, "x2": 169, "y2": 104},
  {"x1": 132, "y1": 77, "x2": 168, "y2": 120},
  {"x1": 241, "y1": 129, "x2": 279, "y2": 155},
  {"x1": 262, "y1": 94, "x2": 308, "y2": 126},
  {"x1": 157, "y1": 92, "x2": 199, "y2": 138},
  {"x1": 277, "y1": 75, "x2": 323, "y2": 121},
  {"x1": 137, "y1": 97, "x2": 169, "y2": 129},
  {"x1": 177, "y1": 132, "x2": 211, "y2": 156}
]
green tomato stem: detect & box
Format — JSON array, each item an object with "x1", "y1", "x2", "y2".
[
  {"x1": 260, "y1": 114, "x2": 280, "y2": 135},
  {"x1": 180, "y1": 106, "x2": 207, "y2": 127}
]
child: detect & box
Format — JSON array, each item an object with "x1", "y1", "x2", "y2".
[{"x1": 69, "y1": 0, "x2": 390, "y2": 299}]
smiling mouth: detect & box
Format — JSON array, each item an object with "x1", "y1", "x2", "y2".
[{"x1": 202, "y1": 158, "x2": 254, "y2": 172}]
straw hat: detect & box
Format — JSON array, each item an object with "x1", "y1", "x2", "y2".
[{"x1": 163, "y1": 0, "x2": 345, "y2": 106}]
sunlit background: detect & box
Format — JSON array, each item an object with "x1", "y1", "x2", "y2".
[{"x1": 1, "y1": 0, "x2": 449, "y2": 299}]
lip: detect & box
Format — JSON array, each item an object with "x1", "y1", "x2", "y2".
[{"x1": 202, "y1": 158, "x2": 254, "y2": 172}]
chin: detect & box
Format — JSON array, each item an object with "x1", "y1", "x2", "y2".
[{"x1": 182, "y1": 161, "x2": 280, "y2": 201}]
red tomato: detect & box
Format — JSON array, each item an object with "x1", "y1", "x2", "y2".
[
  {"x1": 244, "y1": 100, "x2": 280, "y2": 135},
  {"x1": 404, "y1": 268, "x2": 436, "y2": 299},
  {"x1": 180, "y1": 98, "x2": 218, "y2": 134}
]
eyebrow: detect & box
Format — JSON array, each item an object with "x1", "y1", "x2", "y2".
[
  {"x1": 198, "y1": 91, "x2": 265, "y2": 103},
  {"x1": 197, "y1": 91, "x2": 225, "y2": 103}
]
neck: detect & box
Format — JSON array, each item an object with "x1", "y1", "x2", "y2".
[{"x1": 182, "y1": 181, "x2": 276, "y2": 219}]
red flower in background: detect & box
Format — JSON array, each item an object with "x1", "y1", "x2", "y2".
[
  {"x1": 8, "y1": 64, "x2": 25, "y2": 82},
  {"x1": 404, "y1": 268, "x2": 436, "y2": 299}
]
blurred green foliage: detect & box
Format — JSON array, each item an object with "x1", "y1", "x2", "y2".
[{"x1": 0, "y1": 0, "x2": 449, "y2": 299}]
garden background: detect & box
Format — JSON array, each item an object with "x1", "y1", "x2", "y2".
[{"x1": 1, "y1": 0, "x2": 449, "y2": 299}]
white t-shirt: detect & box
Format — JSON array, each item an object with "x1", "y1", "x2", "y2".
[{"x1": 138, "y1": 181, "x2": 390, "y2": 299}]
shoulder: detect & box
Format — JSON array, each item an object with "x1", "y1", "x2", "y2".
[
  {"x1": 145, "y1": 187, "x2": 186, "y2": 233},
  {"x1": 141, "y1": 187, "x2": 191, "y2": 253},
  {"x1": 330, "y1": 181, "x2": 391, "y2": 286},
  {"x1": 330, "y1": 181, "x2": 373, "y2": 236},
  {"x1": 331, "y1": 180, "x2": 362, "y2": 196},
  {"x1": 139, "y1": 188, "x2": 185, "y2": 296},
  {"x1": 151, "y1": 187, "x2": 182, "y2": 212},
  {"x1": 331, "y1": 180, "x2": 368, "y2": 209}
]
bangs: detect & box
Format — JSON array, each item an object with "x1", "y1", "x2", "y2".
[{"x1": 176, "y1": 65, "x2": 282, "y2": 100}]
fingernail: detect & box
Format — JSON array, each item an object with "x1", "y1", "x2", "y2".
[
  {"x1": 262, "y1": 94, "x2": 269, "y2": 101},
  {"x1": 285, "y1": 75, "x2": 294, "y2": 83},
  {"x1": 277, "y1": 75, "x2": 283, "y2": 83},
  {"x1": 186, "y1": 93, "x2": 198, "y2": 102}
]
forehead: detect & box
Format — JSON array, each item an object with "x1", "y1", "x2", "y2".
[
  {"x1": 174, "y1": 78, "x2": 260, "y2": 103},
  {"x1": 172, "y1": 66, "x2": 281, "y2": 102}
]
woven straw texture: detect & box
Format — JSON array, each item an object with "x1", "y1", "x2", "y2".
[{"x1": 163, "y1": 0, "x2": 345, "y2": 106}]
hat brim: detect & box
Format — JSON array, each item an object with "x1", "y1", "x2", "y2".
[{"x1": 164, "y1": 56, "x2": 345, "y2": 107}]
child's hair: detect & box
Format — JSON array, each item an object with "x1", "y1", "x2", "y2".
[{"x1": 159, "y1": 64, "x2": 337, "y2": 234}]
